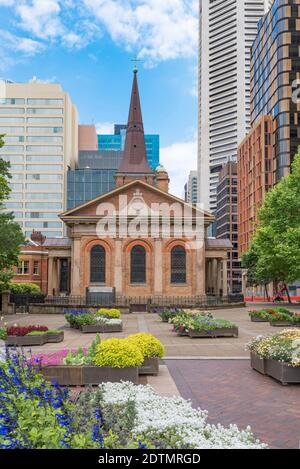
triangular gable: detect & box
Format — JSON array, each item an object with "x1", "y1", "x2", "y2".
[{"x1": 60, "y1": 179, "x2": 214, "y2": 222}]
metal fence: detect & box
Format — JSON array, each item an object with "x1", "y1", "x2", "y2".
[{"x1": 43, "y1": 293, "x2": 244, "y2": 310}]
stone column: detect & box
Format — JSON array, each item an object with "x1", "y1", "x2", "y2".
[
  {"x1": 71, "y1": 238, "x2": 81, "y2": 296},
  {"x1": 47, "y1": 257, "x2": 54, "y2": 296},
  {"x1": 212, "y1": 259, "x2": 218, "y2": 294},
  {"x1": 114, "y1": 240, "x2": 123, "y2": 294},
  {"x1": 195, "y1": 245, "x2": 206, "y2": 295},
  {"x1": 154, "y1": 239, "x2": 163, "y2": 294},
  {"x1": 207, "y1": 259, "x2": 212, "y2": 293},
  {"x1": 222, "y1": 259, "x2": 228, "y2": 297},
  {"x1": 217, "y1": 260, "x2": 222, "y2": 297}
]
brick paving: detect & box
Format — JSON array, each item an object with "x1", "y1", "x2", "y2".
[{"x1": 166, "y1": 359, "x2": 300, "y2": 449}]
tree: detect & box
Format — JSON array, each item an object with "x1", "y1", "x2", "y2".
[
  {"x1": 0, "y1": 135, "x2": 25, "y2": 291},
  {"x1": 246, "y1": 148, "x2": 300, "y2": 302}
]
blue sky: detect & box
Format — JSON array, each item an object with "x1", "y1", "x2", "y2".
[{"x1": 0, "y1": 0, "x2": 198, "y2": 196}]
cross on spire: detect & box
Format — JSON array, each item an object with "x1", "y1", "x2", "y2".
[{"x1": 131, "y1": 56, "x2": 141, "y2": 73}]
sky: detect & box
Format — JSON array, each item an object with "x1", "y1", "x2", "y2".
[{"x1": 0, "y1": 0, "x2": 198, "y2": 196}]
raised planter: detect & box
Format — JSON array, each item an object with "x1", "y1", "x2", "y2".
[
  {"x1": 265, "y1": 359, "x2": 300, "y2": 385},
  {"x1": 80, "y1": 323, "x2": 123, "y2": 333},
  {"x1": 250, "y1": 316, "x2": 270, "y2": 323},
  {"x1": 177, "y1": 330, "x2": 189, "y2": 337},
  {"x1": 188, "y1": 327, "x2": 239, "y2": 338},
  {"x1": 46, "y1": 331, "x2": 64, "y2": 343},
  {"x1": 40, "y1": 365, "x2": 138, "y2": 386},
  {"x1": 250, "y1": 352, "x2": 266, "y2": 375},
  {"x1": 270, "y1": 321, "x2": 293, "y2": 327},
  {"x1": 139, "y1": 357, "x2": 159, "y2": 375},
  {"x1": 6, "y1": 334, "x2": 48, "y2": 347}
]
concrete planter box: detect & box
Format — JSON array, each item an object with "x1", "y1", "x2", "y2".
[
  {"x1": 250, "y1": 352, "x2": 266, "y2": 375},
  {"x1": 41, "y1": 365, "x2": 139, "y2": 386},
  {"x1": 46, "y1": 331, "x2": 64, "y2": 343},
  {"x1": 270, "y1": 321, "x2": 293, "y2": 327},
  {"x1": 188, "y1": 327, "x2": 239, "y2": 338},
  {"x1": 139, "y1": 357, "x2": 159, "y2": 375},
  {"x1": 6, "y1": 334, "x2": 48, "y2": 347},
  {"x1": 265, "y1": 359, "x2": 300, "y2": 385},
  {"x1": 177, "y1": 330, "x2": 189, "y2": 337},
  {"x1": 80, "y1": 323, "x2": 123, "y2": 333},
  {"x1": 250, "y1": 316, "x2": 270, "y2": 323}
]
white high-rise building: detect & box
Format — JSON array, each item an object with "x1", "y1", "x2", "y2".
[
  {"x1": 198, "y1": 0, "x2": 273, "y2": 214},
  {"x1": 0, "y1": 80, "x2": 78, "y2": 237},
  {"x1": 184, "y1": 170, "x2": 198, "y2": 205}
]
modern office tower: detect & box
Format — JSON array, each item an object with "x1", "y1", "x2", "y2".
[
  {"x1": 98, "y1": 124, "x2": 160, "y2": 170},
  {"x1": 237, "y1": 116, "x2": 274, "y2": 255},
  {"x1": 251, "y1": 0, "x2": 300, "y2": 182},
  {"x1": 0, "y1": 79, "x2": 78, "y2": 237},
  {"x1": 216, "y1": 161, "x2": 242, "y2": 293},
  {"x1": 198, "y1": 0, "x2": 273, "y2": 214},
  {"x1": 67, "y1": 150, "x2": 123, "y2": 209},
  {"x1": 184, "y1": 170, "x2": 198, "y2": 205}
]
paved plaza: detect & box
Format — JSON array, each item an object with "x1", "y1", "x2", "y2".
[{"x1": 2, "y1": 305, "x2": 300, "y2": 449}]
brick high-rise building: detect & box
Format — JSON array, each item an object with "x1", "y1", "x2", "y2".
[{"x1": 237, "y1": 116, "x2": 274, "y2": 255}]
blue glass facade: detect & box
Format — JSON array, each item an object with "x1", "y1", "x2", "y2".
[
  {"x1": 67, "y1": 169, "x2": 116, "y2": 209},
  {"x1": 98, "y1": 125, "x2": 160, "y2": 170}
]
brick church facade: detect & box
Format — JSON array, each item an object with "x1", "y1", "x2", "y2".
[{"x1": 13, "y1": 70, "x2": 231, "y2": 298}]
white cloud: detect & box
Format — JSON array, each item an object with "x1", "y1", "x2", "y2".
[
  {"x1": 0, "y1": 0, "x2": 15, "y2": 5},
  {"x1": 96, "y1": 122, "x2": 115, "y2": 134},
  {"x1": 83, "y1": 0, "x2": 198, "y2": 65},
  {"x1": 16, "y1": 0, "x2": 64, "y2": 40},
  {"x1": 161, "y1": 138, "x2": 197, "y2": 198},
  {"x1": 0, "y1": 29, "x2": 44, "y2": 71}
]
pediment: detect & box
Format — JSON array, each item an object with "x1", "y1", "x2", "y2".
[{"x1": 60, "y1": 180, "x2": 214, "y2": 223}]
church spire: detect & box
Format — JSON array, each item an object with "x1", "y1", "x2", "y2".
[{"x1": 117, "y1": 69, "x2": 153, "y2": 175}]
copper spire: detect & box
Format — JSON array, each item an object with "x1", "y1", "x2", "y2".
[{"x1": 118, "y1": 69, "x2": 153, "y2": 174}]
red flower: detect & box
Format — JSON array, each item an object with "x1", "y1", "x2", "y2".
[{"x1": 7, "y1": 325, "x2": 48, "y2": 337}]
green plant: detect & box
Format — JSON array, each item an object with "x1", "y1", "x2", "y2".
[
  {"x1": 46, "y1": 329, "x2": 62, "y2": 334},
  {"x1": 97, "y1": 308, "x2": 121, "y2": 319},
  {"x1": 248, "y1": 329, "x2": 300, "y2": 366},
  {"x1": 93, "y1": 338, "x2": 144, "y2": 368},
  {"x1": 269, "y1": 312, "x2": 293, "y2": 322},
  {"x1": 189, "y1": 317, "x2": 236, "y2": 332},
  {"x1": 126, "y1": 333, "x2": 165, "y2": 359},
  {"x1": 26, "y1": 331, "x2": 48, "y2": 336},
  {"x1": 63, "y1": 348, "x2": 88, "y2": 365},
  {"x1": 0, "y1": 327, "x2": 7, "y2": 340},
  {"x1": 248, "y1": 310, "x2": 272, "y2": 320},
  {"x1": 10, "y1": 282, "x2": 41, "y2": 294}
]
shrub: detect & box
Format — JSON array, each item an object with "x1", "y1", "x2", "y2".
[
  {"x1": 158, "y1": 309, "x2": 184, "y2": 322},
  {"x1": 189, "y1": 317, "x2": 236, "y2": 332},
  {"x1": 126, "y1": 333, "x2": 165, "y2": 359},
  {"x1": 7, "y1": 325, "x2": 48, "y2": 337},
  {"x1": 268, "y1": 312, "x2": 293, "y2": 322},
  {"x1": 0, "y1": 327, "x2": 7, "y2": 340},
  {"x1": 47, "y1": 329, "x2": 62, "y2": 334},
  {"x1": 65, "y1": 313, "x2": 96, "y2": 327},
  {"x1": 93, "y1": 338, "x2": 143, "y2": 368},
  {"x1": 248, "y1": 310, "x2": 272, "y2": 320},
  {"x1": 10, "y1": 283, "x2": 41, "y2": 294},
  {"x1": 97, "y1": 308, "x2": 121, "y2": 319}
]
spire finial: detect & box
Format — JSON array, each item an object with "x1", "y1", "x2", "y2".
[{"x1": 131, "y1": 56, "x2": 141, "y2": 73}]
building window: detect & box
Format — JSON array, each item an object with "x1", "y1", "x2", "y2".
[
  {"x1": 17, "y1": 261, "x2": 29, "y2": 275},
  {"x1": 171, "y1": 246, "x2": 186, "y2": 284},
  {"x1": 90, "y1": 246, "x2": 106, "y2": 283},
  {"x1": 131, "y1": 245, "x2": 146, "y2": 284},
  {"x1": 33, "y1": 261, "x2": 39, "y2": 275}
]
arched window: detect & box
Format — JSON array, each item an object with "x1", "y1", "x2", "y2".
[
  {"x1": 171, "y1": 246, "x2": 186, "y2": 284},
  {"x1": 131, "y1": 245, "x2": 146, "y2": 284},
  {"x1": 90, "y1": 246, "x2": 106, "y2": 283}
]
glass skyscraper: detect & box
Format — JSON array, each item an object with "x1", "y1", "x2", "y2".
[{"x1": 98, "y1": 124, "x2": 159, "y2": 170}]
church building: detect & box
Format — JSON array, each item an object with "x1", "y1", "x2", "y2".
[{"x1": 15, "y1": 70, "x2": 232, "y2": 299}]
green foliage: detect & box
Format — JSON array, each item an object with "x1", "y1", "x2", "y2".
[
  {"x1": 97, "y1": 308, "x2": 121, "y2": 319},
  {"x1": 0, "y1": 327, "x2": 7, "y2": 340},
  {"x1": 246, "y1": 150, "x2": 300, "y2": 286},
  {"x1": 10, "y1": 283, "x2": 41, "y2": 294},
  {"x1": 126, "y1": 333, "x2": 165, "y2": 358},
  {"x1": 93, "y1": 338, "x2": 144, "y2": 368},
  {"x1": 26, "y1": 331, "x2": 48, "y2": 336},
  {"x1": 189, "y1": 317, "x2": 236, "y2": 332},
  {"x1": 46, "y1": 329, "x2": 62, "y2": 334},
  {"x1": 65, "y1": 313, "x2": 96, "y2": 327}
]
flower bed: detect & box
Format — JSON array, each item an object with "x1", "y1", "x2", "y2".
[
  {"x1": 169, "y1": 312, "x2": 238, "y2": 339},
  {"x1": 30, "y1": 333, "x2": 165, "y2": 385},
  {"x1": 4, "y1": 326, "x2": 64, "y2": 346},
  {"x1": 65, "y1": 309, "x2": 123, "y2": 333},
  {"x1": 248, "y1": 307, "x2": 299, "y2": 326},
  {"x1": 0, "y1": 349, "x2": 267, "y2": 449},
  {"x1": 248, "y1": 329, "x2": 300, "y2": 384}
]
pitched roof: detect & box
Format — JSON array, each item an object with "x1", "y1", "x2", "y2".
[
  {"x1": 117, "y1": 70, "x2": 153, "y2": 174},
  {"x1": 60, "y1": 178, "x2": 214, "y2": 221},
  {"x1": 42, "y1": 238, "x2": 72, "y2": 247}
]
